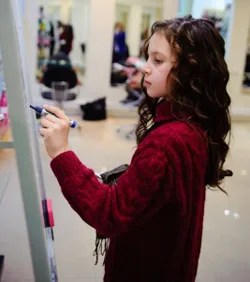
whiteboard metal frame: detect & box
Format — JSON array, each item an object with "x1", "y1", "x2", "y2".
[{"x1": 0, "y1": 0, "x2": 57, "y2": 281}]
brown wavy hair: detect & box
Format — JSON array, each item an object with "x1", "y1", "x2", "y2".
[{"x1": 135, "y1": 16, "x2": 232, "y2": 192}]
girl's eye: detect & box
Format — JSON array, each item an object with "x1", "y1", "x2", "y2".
[{"x1": 154, "y1": 59, "x2": 162, "y2": 64}]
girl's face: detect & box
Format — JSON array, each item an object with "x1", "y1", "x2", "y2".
[{"x1": 142, "y1": 31, "x2": 175, "y2": 99}]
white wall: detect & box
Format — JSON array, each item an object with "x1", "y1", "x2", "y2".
[
  {"x1": 226, "y1": 0, "x2": 250, "y2": 117},
  {"x1": 83, "y1": 0, "x2": 116, "y2": 100},
  {"x1": 162, "y1": 0, "x2": 179, "y2": 19},
  {"x1": 126, "y1": 4, "x2": 142, "y2": 56},
  {"x1": 71, "y1": 0, "x2": 89, "y2": 67}
]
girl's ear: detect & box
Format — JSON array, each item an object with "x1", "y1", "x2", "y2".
[{"x1": 171, "y1": 59, "x2": 178, "y2": 70}]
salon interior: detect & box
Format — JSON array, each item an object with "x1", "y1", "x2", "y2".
[{"x1": 0, "y1": 0, "x2": 250, "y2": 281}]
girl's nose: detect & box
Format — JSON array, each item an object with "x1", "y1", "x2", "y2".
[{"x1": 142, "y1": 64, "x2": 151, "y2": 75}]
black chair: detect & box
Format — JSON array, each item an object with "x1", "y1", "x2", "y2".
[{"x1": 41, "y1": 53, "x2": 79, "y2": 107}]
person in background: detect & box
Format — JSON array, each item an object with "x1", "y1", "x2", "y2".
[
  {"x1": 57, "y1": 21, "x2": 74, "y2": 56},
  {"x1": 112, "y1": 22, "x2": 129, "y2": 63},
  {"x1": 48, "y1": 21, "x2": 55, "y2": 57},
  {"x1": 39, "y1": 16, "x2": 232, "y2": 282},
  {"x1": 120, "y1": 69, "x2": 144, "y2": 106}
]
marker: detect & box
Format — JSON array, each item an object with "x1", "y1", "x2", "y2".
[{"x1": 30, "y1": 105, "x2": 77, "y2": 128}]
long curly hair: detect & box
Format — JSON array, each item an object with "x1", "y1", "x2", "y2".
[{"x1": 135, "y1": 16, "x2": 232, "y2": 192}]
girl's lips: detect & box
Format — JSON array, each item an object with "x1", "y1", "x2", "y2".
[{"x1": 144, "y1": 80, "x2": 151, "y2": 87}]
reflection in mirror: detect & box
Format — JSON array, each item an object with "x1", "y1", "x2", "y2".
[
  {"x1": 36, "y1": 0, "x2": 89, "y2": 107},
  {"x1": 110, "y1": 0, "x2": 163, "y2": 109}
]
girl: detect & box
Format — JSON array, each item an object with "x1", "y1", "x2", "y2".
[{"x1": 40, "y1": 16, "x2": 232, "y2": 282}]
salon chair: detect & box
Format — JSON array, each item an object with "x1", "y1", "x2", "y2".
[{"x1": 41, "y1": 52, "x2": 78, "y2": 108}]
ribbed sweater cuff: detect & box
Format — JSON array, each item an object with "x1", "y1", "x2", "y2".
[{"x1": 50, "y1": 150, "x2": 82, "y2": 177}]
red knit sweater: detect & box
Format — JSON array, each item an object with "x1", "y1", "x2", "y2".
[{"x1": 51, "y1": 101, "x2": 207, "y2": 282}]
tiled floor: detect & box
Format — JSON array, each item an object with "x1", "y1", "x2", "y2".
[{"x1": 0, "y1": 84, "x2": 250, "y2": 281}]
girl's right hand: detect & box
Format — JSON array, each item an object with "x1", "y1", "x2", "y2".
[{"x1": 39, "y1": 105, "x2": 70, "y2": 159}]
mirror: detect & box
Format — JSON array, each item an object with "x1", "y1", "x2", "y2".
[
  {"x1": 242, "y1": 25, "x2": 250, "y2": 93},
  {"x1": 36, "y1": 0, "x2": 89, "y2": 105}
]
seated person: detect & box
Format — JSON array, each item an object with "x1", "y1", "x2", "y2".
[{"x1": 120, "y1": 69, "x2": 144, "y2": 106}]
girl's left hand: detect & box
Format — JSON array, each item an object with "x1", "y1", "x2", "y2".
[{"x1": 39, "y1": 104, "x2": 70, "y2": 159}]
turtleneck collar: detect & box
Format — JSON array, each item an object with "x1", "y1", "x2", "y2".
[{"x1": 153, "y1": 99, "x2": 176, "y2": 124}]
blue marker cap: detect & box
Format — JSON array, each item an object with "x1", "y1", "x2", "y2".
[{"x1": 70, "y1": 120, "x2": 77, "y2": 128}]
